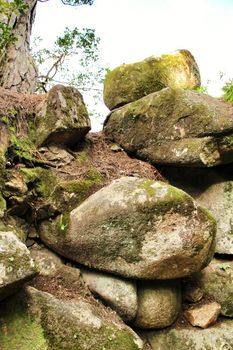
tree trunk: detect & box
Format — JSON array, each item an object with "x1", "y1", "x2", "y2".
[{"x1": 0, "y1": 0, "x2": 38, "y2": 93}]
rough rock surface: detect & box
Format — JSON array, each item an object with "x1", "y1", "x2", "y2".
[
  {"x1": 81, "y1": 268, "x2": 137, "y2": 322},
  {"x1": 0, "y1": 231, "x2": 37, "y2": 301},
  {"x1": 161, "y1": 167, "x2": 233, "y2": 254},
  {"x1": 134, "y1": 280, "x2": 181, "y2": 329},
  {"x1": 39, "y1": 177, "x2": 216, "y2": 280},
  {"x1": 0, "y1": 286, "x2": 144, "y2": 350},
  {"x1": 192, "y1": 258, "x2": 233, "y2": 317},
  {"x1": 184, "y1": 302, "x2": 221, "y2": 328},
  {"x1": 104, "y1": 50, "x2": 200, "y2": 110},
  {"x1": 30, "y1": 245, "x2": 63, "y2": 277},
  {"x1": 104, "y1": 88, "x2": 233, "y2": 167},
  {"x1": 143, "y1": 319, "x2": 233, "y2": 349},
  {"x1": 35, "y1": 84, "x2": 91, "y2": 146}
]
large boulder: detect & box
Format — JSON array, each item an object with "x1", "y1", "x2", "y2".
[
  {"x1": 161, "y1": 167, "x2": 233, "y2": 254},
  {"x1": 134, "y1": 280, "x2": 181, "y2": 329},
  {"x1": 192, "y1": 258, "x2": 233, "y2": 317},
  {"x1": 34, "y1": 85, "x2": 91, "y2": 147},
  {"x1": 81, "y1": 268, "x2": 137, "y2": 322},
  {"x1": 0, "y1": 231, "x2": 37, "y2": 301},
  {"x1": 0, "y1": 286, "x2": 143, "y2": 350},
  {"x1": 104, "y1": 88, "x2": 233, "y2": 167},
  {"x1": 142, "y1": 319, "x2": 233, "y2": 349},
  {"x1": 104, "y1": 50, "x2": 200, "y2": 110},
  {"x1": 39, "y1": 177, "x2": 216, "y2": 280}
]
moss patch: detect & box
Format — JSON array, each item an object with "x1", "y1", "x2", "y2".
[{"x1": 0, "y1": 292, "x2": 47, "y2": 350}]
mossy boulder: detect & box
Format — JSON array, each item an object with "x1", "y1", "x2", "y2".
[
  {"x1": 134, "y1": 280, "x2": 181, "y2": 329},
  {"x1": 192, "y1": 258, "x2": 233, "y2": 317},
  {"x1": 39, "y1": 177, "x2": 216, "y2": 280},
  {"x1": 0, "y1": 231, "x2": 37, "y2": 301},
  {"x1": 0, "y1": 286, "x2": 143, "y2": 350},
  {"x1": 34, "y1": 85, "x2": 91, "y2": 147},
  {"x1": 0, "y1": 216, "x2": 28, "y2": 242},
  {"x1": 104, "y1": 50, "x2": 200, "y2": 110},
  {"x1": 0, "y1": 122, "x2": 8, "y2": 189},
  {"x1": 142, "y1": 319, "x2": 233, "y2": 349},
  {"x1": 81, "y1": 268, "x2": 137, "y2": 322},
  {"x1": 104, "y1": 88, "x2": 233, "y2": 167},
  {"x1": 0, "y1": 193, "x2": 6, "y2": 218},
  {"x1": 160, "y1": 167, "x2": 233, "y2": 254}
]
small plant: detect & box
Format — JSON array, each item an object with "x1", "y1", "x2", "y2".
[
  {"x1": 193, "y1": 86, "x2": 208, "y2": 94},
  {"x1": 223, "y1": 79, "x2": 233, "y2": 103},
  {"x1": 218, "y1": 263, "x2": 230, "y2": 271}
]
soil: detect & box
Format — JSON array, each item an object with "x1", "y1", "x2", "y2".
[{"x1": 52, "y1": 131, "x2": 164, "y2": 184}]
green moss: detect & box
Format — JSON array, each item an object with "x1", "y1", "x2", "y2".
[
  {"x1": 20, "y1": 167, "x2": 57, "y2": 198},
  {"x1": 0, "y1": 192, "x2": 6, "y2": 215},
  {"x1": 0, "y1": 293, "x2": 47, "y2": 350},
  {"x1": 76, "y1": 152, "x2": 90, "y2": 165},
  {"x1": 139, "y1": 180, "x2": 156, "y2": 197},
  {"x1": 104, "y1": 50, "x2": 200, "y2": 110}
]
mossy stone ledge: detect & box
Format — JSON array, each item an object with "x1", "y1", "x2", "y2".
[
  {"x1": 104, "y1": 49, "x2": 200, "y2": 110},
  {"x1": 104, "y1": 87, "x2": 233, "y2": 167}
]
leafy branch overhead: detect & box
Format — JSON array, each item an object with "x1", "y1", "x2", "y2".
[{"x1": 33, "y1": 27, "x2": 105, "y2": 93}]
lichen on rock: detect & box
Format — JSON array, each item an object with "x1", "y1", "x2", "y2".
[
  {"x1": 39, "y1": 177, "x2": 216, "y2": 280},
  {"x1": 104, "y1": 49, "x2": 200, "y2": 110}
]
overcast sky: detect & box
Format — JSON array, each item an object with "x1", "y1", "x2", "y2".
[{"x1": 32, "y1": 0, "x2": 233, "y2": 130}]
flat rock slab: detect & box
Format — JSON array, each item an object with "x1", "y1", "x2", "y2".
[
  {"x1": 0, "y1": 286, "x2": 143, "y2": 350},
  {"x1": 192, "y1": 258, "x2": 233, "y2": 317},
  {"x1": 35, "y1": 84, "x2": 91, "y2": 147},
  {"x1": 81, "y1": 268, "x2": 137, "y2": 322},
  {"x1": 0, "y1": 231, "x2": 37, "y2": 301},
  {"x1": 184, "y1": 302, "x2": 221, "y2": 328},
  {"x1": 104, "y1": 50, "x2": 200, "y2": 110},
  {"x1": 143, "y1": 319, "x2": 233, "y2": 350},
  {"x1": 104, "y1": 88, "x2": 233, "y2": 167},
  {"x1": 39, "y1": 177, "x2": 216, "y2": 280},
  {"x1": 134, "y1": 280, "x2": 181, "y2": 329}
]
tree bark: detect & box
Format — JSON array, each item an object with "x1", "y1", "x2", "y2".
[{"x1": 0, "y1": 0, "x2": 38, "y2": 93}]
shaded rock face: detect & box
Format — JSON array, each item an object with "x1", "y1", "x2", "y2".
[
  {"x1": 104, "y1": 88, "x2": 233, "y2": 167},
  {"x1": 104, "y1": 50, "x2": 200, "y2": 110},
  {"x1": 39, "y1": 177, "x2": 216, "y2": 280},
  {"x1": 161, "y1": 167, "x2": 233, "y2": 254},
  {"x1": 35, "y1": 84, "x2": 91, "y2": 147},
  {"x1": 134, "y1": 280, "x2": 181, "y2": 329},
  {"x1": 81, "y1": 268, "x2": 137, "y2": 322},
  {"x1": 192, "y1": 258, "x2": 233, "y2": 317},
  {"x1": 0, "y1": 286, "x2": 143, "y2": 350},
  {"x1": 0, "y1": 231, "x2": 37, "y2": 301},
  {"x1": 143, "y1": 319, "x2": 233, "y2": 350},
  {"x1": 29, "y1": 245, "x2": 63, "y2": 277}
]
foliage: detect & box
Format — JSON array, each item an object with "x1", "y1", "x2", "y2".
[
  {"x1": 32, "y1": 27, "x2": 105, "y2": 93},
  {"x1": 193, "y1": 85, "x2": 208, "y2": 94},
  {"x1": 222, "y1": 79, "x2": 233, "y2": 103},
  {"x1": 0, "y1": 0, "x2": 28, "y2": 51},
  {"x1": 218, "y1": 263, "x2": 231, "y2": 271}
]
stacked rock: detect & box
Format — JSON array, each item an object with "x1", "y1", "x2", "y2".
[{"x1": 103, "y1": 50, "x2": 233, "y2": 349}]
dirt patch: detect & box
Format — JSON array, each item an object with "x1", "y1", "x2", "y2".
[
  {"x1": 54, "y1": 131, "x2": 164, "y2": 184},
  {"x1": 0, "y1": 87, "x2": 44, "y2": 118},
  {"x1": 29, "y1": 270, "x2": 121, "y2": 323}
]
